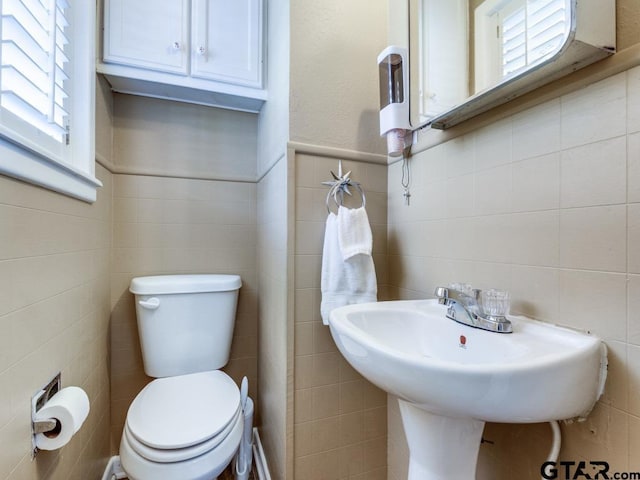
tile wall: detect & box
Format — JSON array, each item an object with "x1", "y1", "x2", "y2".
[
  {"x1": 387, "y1": 67, "x2": 640, "y2": 479},
  {"x1": 293, "y1": 153, "x2": 389, "y2": 479},
  {"x1": 0, "y1": 165, "x2": 112, "y2": 479}
]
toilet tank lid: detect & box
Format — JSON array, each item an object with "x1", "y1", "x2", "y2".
[{"x1": 129, "y1": 274, "x2": 242, "y2": 295}]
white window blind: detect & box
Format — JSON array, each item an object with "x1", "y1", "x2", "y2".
[
  {"x1": 501, "y1": 0, "x2": 569, "y2": 78},
  {"x1": 0, "y1": 0, "x2": 100, "y2": 202},
  {"x1": 1, "y1": 0, "x2": 70, "y2": 149}
]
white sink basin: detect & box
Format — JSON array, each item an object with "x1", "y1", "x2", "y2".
[{"x1": 328, "y1": 299, "x2": 607, "y2": 480}]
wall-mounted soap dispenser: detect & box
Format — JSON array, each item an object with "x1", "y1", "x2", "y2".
[{"x1": 378, "y1": 46, "x2": 411, "y2": 157}]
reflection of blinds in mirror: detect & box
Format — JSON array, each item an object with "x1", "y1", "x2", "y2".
[{"x1": 501, "y1": 0, "x2": 568, "y2": 78}]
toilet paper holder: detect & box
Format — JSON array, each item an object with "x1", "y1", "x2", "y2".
[
  {"x1": 31, "y1": 372, "x2": 61, "y2": 454},
  {"x1": 33, "y1": 418, "x2": 58, "y2": 434}
]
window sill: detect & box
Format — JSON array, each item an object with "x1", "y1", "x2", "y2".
[{"x1": 0, "y1": 138, "x2": 102, "y2": 203}]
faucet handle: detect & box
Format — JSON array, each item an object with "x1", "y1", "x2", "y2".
[
  {"x1": 480, "y1": 289, "x2": 511, "y2": 317},
  {"x1": 449, "y1": 283, "x2": 474, "y2": 297}
]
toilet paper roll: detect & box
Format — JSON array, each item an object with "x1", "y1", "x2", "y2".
[{"x1": 34, "y1": 386, "x2": 90, "y2": 451}]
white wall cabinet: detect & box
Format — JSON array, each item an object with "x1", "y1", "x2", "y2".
[
  {"x1": 99, "y1": 0, "x2": 265, "y2": 112},
  {"x1": 103, "y1": 0, "x2": 190, "y2": 75},
  {"x1": 191, "y1": 0, "x2": 262, "y2": 87}
]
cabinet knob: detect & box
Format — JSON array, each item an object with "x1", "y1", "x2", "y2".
[
  {"x1": 172, "y1": 41, "x2": 181, "y2": 51},
  {"x1": 198, "y1": 46, "x2": 206, "y2": 55}
]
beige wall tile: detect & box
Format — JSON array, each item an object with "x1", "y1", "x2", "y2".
[
  {"x1": 312, "y1": 385, "x2": 340, "y2": 420},
  {"x1": 509, "y1": 265, "x2": 560, "y2": 322},
  {"x1": 339, "y1": 443, "x2": 365, "y2": 478},
  {"x1": 601, "y1": 340, "x2": 629, "y2": 411},
  {"x1": 420, "y1": 144, "x2": 448, "y2": 184},
  {"x1": 509, "y1": 211, "x2": 561, "y2": 266},
  {"x1": 362, "y1": 436, "x2": 387, "y2": 472},
  {"x1": 512, "y1": 99, "x2": 561, "y2": 161},
  {"x1": 628, "y1": 344, "x2": 640, "y2": 417},
  {"x1": 630, "y1": 414, "x2": 640, "y2": 471},
  {"x1": 295, "y1": 388, "x2": 313, "y2": 424},
  {"x1": 558, "y1": 270, "x2": 627, "y2": 340},
  {"x1": 113, "y1": 95, "x2": 258, "y2": 181},
  {"x1": 339, "y1": 380, "x2": 364, "y2": 415},
  {"x1": 562, "y1": 403, "x2": 629, "y2": 473},
  {"x1": 339, "y1": 411, "x2": 365, "y2": 447},
  {"x1": 560, "y1": 137, "x2": 627, "y2": 208},
  {"x1": 560, "y1": 205, "x2": 627, "y2": 272},
  {"x1": 629, "y1": 275, "x2": 640, "y2": 346},
  {"x1": 295, "y1": 221, "x2": 325, "y2": 255},
  {"x1": 0, "y1": 167, "x2": 112, "y2": 479},
  {"x1": 511, "y1": 153, "x2": 561, "y2": 213},
  {"x1": 475, "y1": 118, "x2": 512, "y2": 171},
  {"x1": 628, "y1": 66, "x2": 640, "y2": 134},
  {"x1": 472, "y1": 215, "x2": 515, "y2": 264},
  {"x1": 363, "y1": 384, "x2": 387, "y2": 410},
  {"x1": 295, "y1": 288, "x2": 315, "y2": 324},
  {"x1": 445, "y1": 134, "x2": 476, "y2": 178},
  {"x1": 629, "y1": 204, "x2": 640, "y2": 273},
  {"x1": 629, "y1": 133, "x2": 640, "y2": 203},
  {"x1": 561, "y1": 73, "x2": 627, "y2": 150},
  {"x1": 313, "y1": 322, "x2": 338, "y2": 354},
  {"x1": 292, "y1": 153, "x2": 388, "y2": 480},
  {"x1": 474, "y1": 165, "x2": 512, "y2": 216},
  {"x1": 364, "y1": 407, "x2": 387, "y2": 440},
  {"x1": 295, "y1": 322, "x2": 313, "y2": 357}
]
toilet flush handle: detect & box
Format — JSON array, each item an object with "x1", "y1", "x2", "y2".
[{"x1": 138, "y1": 297, "x2": 160, "y2": 310}]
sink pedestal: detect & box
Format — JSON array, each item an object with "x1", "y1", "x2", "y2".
[{"x1": 398, "y1": 399, "x2": 485, "y2": 480}]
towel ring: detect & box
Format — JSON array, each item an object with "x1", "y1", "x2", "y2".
[{"x1": 325, "y1": 181, "x2": 366, "y2": 214}]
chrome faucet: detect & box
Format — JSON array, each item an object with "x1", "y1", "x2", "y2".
[{"x1": 434, "y1": 286, "x2": 513, "y2": 333}]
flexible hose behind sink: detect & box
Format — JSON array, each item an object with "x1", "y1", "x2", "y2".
[{"x1": 541, "y1": 421, "x2": 561, "y2": 480}]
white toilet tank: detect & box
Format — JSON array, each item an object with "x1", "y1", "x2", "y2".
[{"x1": 129, "y1": 274, "x2": 242, "y2": 378}]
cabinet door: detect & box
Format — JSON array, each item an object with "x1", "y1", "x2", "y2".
[
  {"x1": 191, "y1": 0, "x2": 263, "y2": 88},
  {"x1": 104, "y1": 0, "x2": 189, "y2": 75}
]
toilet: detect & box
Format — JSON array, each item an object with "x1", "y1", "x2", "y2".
[{"x1": 120, "y1": 274, "x2": 244, "y2": 480}]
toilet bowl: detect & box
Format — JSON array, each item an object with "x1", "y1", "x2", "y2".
[
  {"x1": 120, "y1": 274, "x2": 244, "y2": 480},
  {"x1": 120, "y1": 371, "x2": 243, "y2": 480}
]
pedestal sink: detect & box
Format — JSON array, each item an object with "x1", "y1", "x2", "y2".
[{"x1": 328, "y1": 300, "x2": 607, "y2": 480}]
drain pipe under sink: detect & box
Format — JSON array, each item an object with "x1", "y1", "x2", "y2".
[{"x1": 541, "y1": 421, "x2": 561, "y2": 480}]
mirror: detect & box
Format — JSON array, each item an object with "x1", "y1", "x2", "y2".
[{"x1": 408, "y1": 0, "x2": 615, "y2": 129}]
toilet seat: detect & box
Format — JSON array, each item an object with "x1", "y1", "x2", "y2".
[
  {"x1": 120, "y1": 409, "x2": 243, "y2": 480},
  {"x1": 124, "y1": 406, "x2": 242, "y2": 463},
  {"x1": 120, "y1": 370, "x2": 244, "y2": 480},
  {"x1": 126, "y1": 370, "x2": 241, "y2": 450}
]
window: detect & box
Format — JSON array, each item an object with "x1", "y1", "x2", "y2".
[
  {"x1": 0, "y1": 0, "x2": 100, "y2": 202},
  {"x1": 475, "y1": 0, "x2": 570, "y2": 94}
]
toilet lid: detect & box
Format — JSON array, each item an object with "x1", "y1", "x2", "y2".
[
  {"x1": 127, "y1": 370, "x2": 240, "y2": 449},
  {"x1": 124, "y1": 406, "x2": 242, "y2": 463}
]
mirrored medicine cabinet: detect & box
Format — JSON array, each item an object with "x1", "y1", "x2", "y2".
[{"x1": 408, "y1": 0, "x2": 616, "y2": 130}]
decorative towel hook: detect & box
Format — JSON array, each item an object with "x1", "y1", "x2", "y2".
[{"x1": 322, "y1": 160, "x2": 366, "y2": 213}]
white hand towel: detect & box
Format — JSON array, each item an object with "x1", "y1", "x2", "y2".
[
  {"x1": 321, "y1": 212, "x2": 377, "y2": 325},
  {"x1": 337, "y1": 205, "x2": 373, "y2": 261}
]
